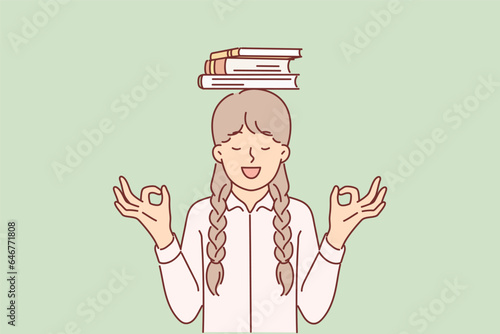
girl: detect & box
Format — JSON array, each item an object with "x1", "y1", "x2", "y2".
[{"x1": 113, "y1": 89, "x2": 386, "y2": 332}]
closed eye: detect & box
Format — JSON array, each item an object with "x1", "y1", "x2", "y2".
[
  {"x1": 231, "y1": 147, "x2": 241, "y2": 151},
  {"x1": 261, "y1": 147, "x2": 270, "y2": 151}
]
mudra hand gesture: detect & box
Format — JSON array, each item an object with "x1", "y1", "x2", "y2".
[
  {"x1": 327, "y1": 176, "x2": 387, "y2": 249},
  {"x1": 113, "y1": 176, "x2": 173, "y2": 249}
]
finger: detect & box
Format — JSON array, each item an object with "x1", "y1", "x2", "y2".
[
  {"x1": 339, "y1": 186, "x2": 360, "y2": 203},
  {"x1": 330, "y1": 186, "x2": 340, "y2": 207},
  {"x1": 113, "y1": 187, "x2": 138, "y2": 210},
  {"x1": 360, "y1": 176, "x2": 381, "y2": 205},
  {"x1": 141, "y1": 185, "x2": 162, "y2": 203},
  {"x1": 361, "y1": 201, "x2": 386, "y2": 219},
  {"x1": 160, "y1": 185, "x2": 170, "y2": 206},
  {"x1": 119, "y1": 176, "x2": 140, "y2": 205},
  {"x1": 362, "y1": 186, "x2": 387, "y2": 211},
  {"x1": 114, "y1": 201, "x2": 139, "y2": 219}
]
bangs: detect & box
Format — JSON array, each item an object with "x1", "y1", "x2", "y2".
[{"x1": 212, "y1": 90, "x2": 291, "y2": 145}]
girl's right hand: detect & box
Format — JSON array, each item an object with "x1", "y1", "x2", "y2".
[{"x1": 113, "y1": 176, "x2": 173, "y2": 249}]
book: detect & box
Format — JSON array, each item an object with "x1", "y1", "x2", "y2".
[
  {"x1": 198, "y1": 74, "x2": 299, "y2": 90},
  {"x1": 205, "y1": 58, "x2": 291, "y2": 75},
  {"x1": 210, "y1": 47, "x2": 302, "y2": 60},
  {"x1": 199, "y1": 47, "x2": 302, "y2": 90}
]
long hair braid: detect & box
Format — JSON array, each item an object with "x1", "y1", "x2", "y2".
[
  {"x1": 206, "y1": 162, "x2": 232, "y2": 296},
  {"x1": 208, "y1": 89, "x2": 293, "y2": 296},
  {"x1": 269, "y1": 164, "x2": 293, "y2": 295}
]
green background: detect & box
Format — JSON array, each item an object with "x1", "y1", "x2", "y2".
[{"x1": 1, "y1": 0, "x2": 499, "y2": 333}]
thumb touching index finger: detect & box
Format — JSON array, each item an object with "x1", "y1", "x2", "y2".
[{"x1": 140, "y1": 185, "x2": 161, "y2": 203}]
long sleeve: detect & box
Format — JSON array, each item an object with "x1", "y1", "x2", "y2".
[
  {"x1": 296, "y1": 207, "x2": 345, "y2": 324},
  {"x1": 155, "y1": 206, "x2": 204, "y2": 323}
]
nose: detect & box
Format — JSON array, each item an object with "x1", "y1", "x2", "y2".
[{"x1": 248, "y1": 147, "x2": 255, "y2": 163}]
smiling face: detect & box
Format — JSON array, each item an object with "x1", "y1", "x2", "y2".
[
  {"x1": 210, "y1": 89, "x2": 291, "y2": 191},
  {"x1": 213, "y1": 125, "x2": 290, "y2": 191}
]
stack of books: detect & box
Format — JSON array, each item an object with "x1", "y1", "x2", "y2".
[{"x1": 198, "y1": 47, "x2": 302, "y2": 90}]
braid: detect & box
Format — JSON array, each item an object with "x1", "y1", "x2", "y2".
[
  {"x1": 269, "y1": 164, "x2": 293, "y2": 296},
  {"x1": 206, "y1": 162, "x2": 231, "y2": 296},
  {"x1": 209, "y1": 90, "x2": 292, "y2": 296}
]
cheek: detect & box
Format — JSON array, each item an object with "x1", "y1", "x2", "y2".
[
  {"x1": 222, "y1": 158, "x2": 241, "y2": 177},
  {"x1": 223, "y1": 150, "x2": 245, "y2": 166},
  {"x1": 259, "y1": 151, "x2": 283, "y2": 171},
  {"x1": 220, "y1": 150, "x2": 249, "y2": 179}
]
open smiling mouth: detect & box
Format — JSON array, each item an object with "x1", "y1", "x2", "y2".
[{"x1": 241, "y1": 167, "x2": 261, "y2": 179}]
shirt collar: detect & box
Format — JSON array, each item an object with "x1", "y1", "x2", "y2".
[{"x1": 226, "y1": 191, "x2": 274, "y2": 212}]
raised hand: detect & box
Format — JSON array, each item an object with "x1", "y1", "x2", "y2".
[
  {"x1": 113, "y1": 176, "x2": 173, "y2": 249},
  {"x1": 327, "y1": 176, "x2": 387, "y2": 249}
]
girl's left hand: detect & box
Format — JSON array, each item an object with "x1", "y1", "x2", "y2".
[{"x1": 327, "y1": 176, "x2": 387, "y2": 249}]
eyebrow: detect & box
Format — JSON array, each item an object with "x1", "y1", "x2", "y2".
[
  {"x1": 253, "y1": 119, "x2": 273, "y2": 137},
  {"x1": 227, "y1": 124, "x2": 244, "y2": 137}
]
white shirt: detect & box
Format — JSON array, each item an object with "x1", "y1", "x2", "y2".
[{"x1": 155, "y1": 192, "x2": 345, "y2": 332}]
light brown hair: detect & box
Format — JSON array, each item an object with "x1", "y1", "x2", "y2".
[{"x1": 207, "y1": 89, "x2": 293, "y2": 296}]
